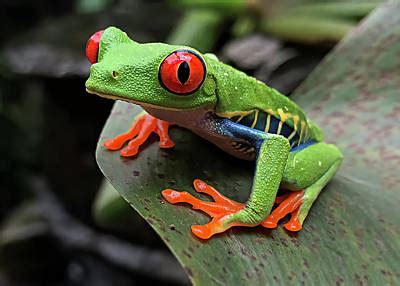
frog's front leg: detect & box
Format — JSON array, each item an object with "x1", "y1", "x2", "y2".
[
  {"x1": 163, "y1": 118, "x2": 291, "y2": 239},
  {"x1": 201, "y1": 134, "x2": 290, "y2": 238},
  {"x1": 104, "y1": 111, "x2": 175, "y2": 157}
]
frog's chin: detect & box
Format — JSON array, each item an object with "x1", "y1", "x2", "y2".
[{"x1": 85, "y1": 88, "x2": 182, "y2": 111}]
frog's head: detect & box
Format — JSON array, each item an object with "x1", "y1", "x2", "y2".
[{"x1": 85, "y1": 27, "x2": 217, "y2": 111}]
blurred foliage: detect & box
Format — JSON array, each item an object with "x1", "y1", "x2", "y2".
[
  {"x1": 0, "y1": 201, "x2": 65, "y2": 283},
  {"x1": 0, "y1": 0, "x2": 179, "y2": 284},
  {"x1": 0, "y1": 78, "x2": 37, "y2": 218},
  {"x1": 76, "y1": 0, "x2": 113, "y2": 13},
  {"x1": 93, "y1": 179, "x2": 162, "y2": 244},
  {"x1": 167, "y1": 9, "x2": 224, "y2": 52},
  {"x1": 171, "y1": 0, "x2": 382, "y2": 44}
]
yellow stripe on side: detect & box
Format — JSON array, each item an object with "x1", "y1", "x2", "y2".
[
  {"x1": 297, "y1": 121, "x2": 306, "y2": 146},
  {"x1": 265, "y1": 114, "x2": 271, "y2": 133},
  {"x1": 277, "y1": 108, "x2": 290, "y2": 122},
  {"x1": 293, "y1": 115, "x2": 299, "y2": 134},
  {"x1": 287, "y1": 130, "x2": 297, "y2": 141},
  {"x1": 277, "y1": 121, "x2": 283, "y2": 135},
  {"x1": 250, "y1": 111, "x2": 259, "y2": 128},
  {"x1": 304, "y1": 124, "x2": 309, "y2": 143},
  {"x1": 216, "y1": 110, "x2": 254, "y2": 119}
]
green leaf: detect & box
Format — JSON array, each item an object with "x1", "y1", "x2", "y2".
[
  {"x1": 92, "y1": 179, "x2": 133, "y2": 230},
  {"x1": 96, "y1": 2, "x2": 400, "y2": 285}
]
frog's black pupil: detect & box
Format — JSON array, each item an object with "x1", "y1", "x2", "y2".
[{"x1": 177, "y1": 61, "x2": 190, "y2": 84}]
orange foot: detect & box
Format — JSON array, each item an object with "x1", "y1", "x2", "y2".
[
  {"x1": 162, "y1": 180, "x2": 305, "y2": 239},
  {"x1": 261, "y1": 190, "x2": 305, "y2": 231},
  {"x1": 104, "y1": 113, "x2": 175, "y2": 157}
]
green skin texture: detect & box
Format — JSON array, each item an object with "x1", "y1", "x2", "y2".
[{"x1": 86, "y1": 27, "x2": 343, "y2": 232}]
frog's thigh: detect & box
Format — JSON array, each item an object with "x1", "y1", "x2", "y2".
[
  {"x1": 283, "y1": 142, "x2": 342, "y2": 189},
  {"x1": 283, "y1": 142, "x2": 343, "y2": 224}
]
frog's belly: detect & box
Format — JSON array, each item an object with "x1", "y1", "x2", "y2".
[
  {"x1": 191, "y1": 128, "x2": 256, "y2": 161},
  {"x1": 143, "y1": 107, "x2": 255, "y2": 160},
  {"x1": 143, "y1": 106, "x2": 257, "y2": 160}
]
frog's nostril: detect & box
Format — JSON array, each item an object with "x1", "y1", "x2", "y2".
[{"x1": 112, "y1": 70, "x2": 119, "y2": 78}]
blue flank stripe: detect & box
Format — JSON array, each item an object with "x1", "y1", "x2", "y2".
[
  {"x1": 291, "y1": 140, "x2": 316, "y2": 152},
  {"x1": 233, "y1": 110, "x2": 300, "y2": 148}
]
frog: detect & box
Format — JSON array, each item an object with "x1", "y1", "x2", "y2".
[{"x1": 85, "y1": 27, "x2": 343, "y2": 240}]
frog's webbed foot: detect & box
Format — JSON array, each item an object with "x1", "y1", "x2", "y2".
[
  {"x1": 162, "y1": 180, "x2": 299, "y2": 239},
  {"x1": 104, "y1": 113, "x2": 175, "y2": 157},
  {"x1": 162, "y1": 179, "x2": 246, "y2": 239},
  {"x1": 261, "y1": 190, "x2": 305, "y2": 231}
]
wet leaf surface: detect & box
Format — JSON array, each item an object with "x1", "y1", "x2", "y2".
[{"x1": 96, "y1": 2, "x2": 400, "y2": 285}]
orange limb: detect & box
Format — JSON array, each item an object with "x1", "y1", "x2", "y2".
[
  {"x1": 103, "y1": 113, "x2": 175, "y2": 157},
  {"x1": 260, "y1": 190, "x2": 304, "y2": 231},
  {"x1": 161, "y1": 180, "x2": 305, "y2": 239}
]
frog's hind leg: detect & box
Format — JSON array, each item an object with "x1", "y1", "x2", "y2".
[
  {"x1": 263, "y1": 142, "x2": 343, "y2": 231},
  {"x1": 286, "y1": 158, "x2": 342, "y2": 231}
]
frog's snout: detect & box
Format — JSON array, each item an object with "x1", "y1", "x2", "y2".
[{"x1": 88, "y1": 64, "x2": 120, "y2": 83}]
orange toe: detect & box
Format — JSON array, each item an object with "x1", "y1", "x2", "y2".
[
  {"x1": 162, "y1": 189, "x2": 184, "y2": 204},
  {"x1": 284, "y1": 207, "x2": 303, "y2": 232},
  {"x1": 284, "y1": 221, "x2": 302, "y2": 232},
  {"x1": 260, "y1": 218, "x2": 278, "y2": 229},
  {"x1": 120, "y1": 145, "x2": 139, "y2": 157},
  {"x1": 104, "y1": 137, "x2": 125, "y2": 150},
  {"x1": 159, "y1": 138, "x2": 175, "y2": 148},
  {"x1": 261, "y1": 190, "x2": 304, "y2": 230},
  {"x1": 191, "y1": 224, "x2": 212, "y2": 240},
  {"x1": 191, "y1": 217, "x2": 231, "y2": 239},
  {"x1": 193, "y1": 179, "x2": 244, "y2": 208},
  {"x1": 156, "y1": 120, "x2": 175, "y2": 148},
  {"x1": 193, "y1": 179, "x2": 207, "y2": 191}
]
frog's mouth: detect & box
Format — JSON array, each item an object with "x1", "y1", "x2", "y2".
[
  {"x1": 86, "y1": 88, "x2": 142, "y2": 105},
  {"x1": 86, "y1": 88, "x2": 183, "y2": 111}
]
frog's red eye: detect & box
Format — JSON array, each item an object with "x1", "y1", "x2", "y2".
[
  {"x1": 86, "y1": 30, "x2": 104, "y2": 64},
  {"x1": 159, "y1": 50, "x2": 206, "y2": 95}
]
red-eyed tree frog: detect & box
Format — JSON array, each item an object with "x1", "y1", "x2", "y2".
[{"x1": 85, "y1": 27, "x2": 343, "y2": 240}]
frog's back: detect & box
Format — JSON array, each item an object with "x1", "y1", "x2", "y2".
[{"x1": 207, "y1": 57, "x2": 323, "y2": 147}]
